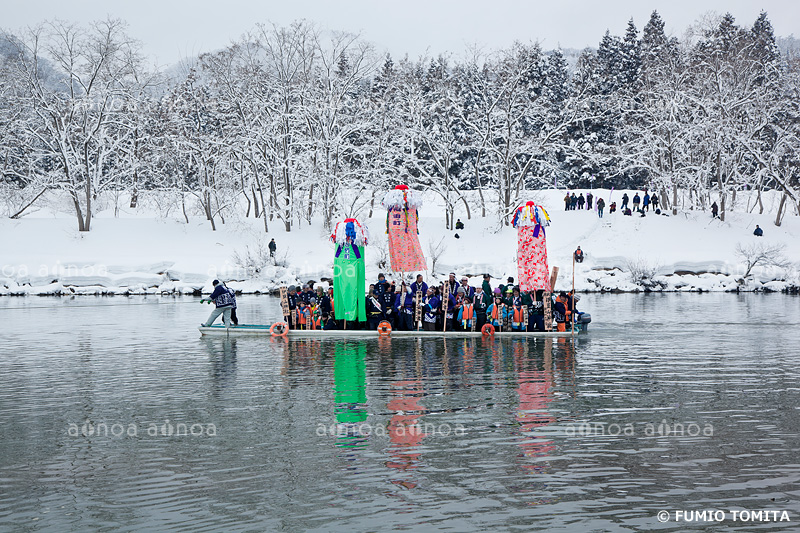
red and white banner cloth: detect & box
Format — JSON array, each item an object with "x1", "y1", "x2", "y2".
[
  {"x1": 382, "y1": 185, "x2": 427, "y2": 272},
  {"x1": 513, "y1": 202, "x2": 551, "y2": 292}
]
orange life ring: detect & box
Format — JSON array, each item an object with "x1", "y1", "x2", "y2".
[
  {"x1": 377, "y1": 320, "x2": 392, "y2": 335},
  {"x1": 481, "y1": 323, "x2": 496, "y2": 336},
  {"x1": 270, "y1": 321, "x2": 289, "y2": 337}
]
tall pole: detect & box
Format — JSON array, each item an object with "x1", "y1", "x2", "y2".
[
  {"x1": 572, "y1": 252, "x2": 576, "y2": 339},
  {"x1": 442, "y1": 280, "x2": 449, "y2": 332}
]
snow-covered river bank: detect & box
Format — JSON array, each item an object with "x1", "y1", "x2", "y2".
[{"x1": 2, "y1": 189, "x2": 798, "y2": 295}]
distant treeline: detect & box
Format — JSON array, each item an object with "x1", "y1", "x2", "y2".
[{"x1": 0, "y1": 11, "x2": 798, "y2": 231}]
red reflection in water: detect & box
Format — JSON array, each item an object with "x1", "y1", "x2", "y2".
[
  {"x1": 385, "y1": 380, "x2": 426, "y2": 489},
  {"x1": 514, "y1": 341, "x2": 556, "y2": 475}
]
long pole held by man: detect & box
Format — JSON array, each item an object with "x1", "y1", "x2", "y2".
[
  {"x1": 441, "y1": 280, "x2": 448, "y2": 332},
  {"x1": 572, "y1": 254, "x2": 576, "y2": 338}
]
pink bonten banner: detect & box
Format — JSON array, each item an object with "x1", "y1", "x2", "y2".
[
  {"x1": 517, "y1": 225, "x2": 551, "y2": 292},
  {"x1": 387, "y1": 208, "x2": 427, "y2": 272}
]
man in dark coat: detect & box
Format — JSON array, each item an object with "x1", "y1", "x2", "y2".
[
  {"x1": 366, "y1": 289, "x2": 384, "y2": 329},
  {"x1": 458, "y1": 276, "x2": 475, "y2": 299},
  {"x1": 380, "y1": 282, "x2": 396, "y2": 328},
  {"x1": 394, "y1": 285, "x2": 415, "y2": 330},
  {"x1": 481, "y1": 274, "x2": 493, "y2": 299},
  {"x1": 201, "y1": 280, "x2": 235, "y2": 327},
  {"x1": 286, "y1": 285, "x2": 298, "y2": 329},
  {"x1": 473, "y1": 286, "x2": 489, "y2": 328}
]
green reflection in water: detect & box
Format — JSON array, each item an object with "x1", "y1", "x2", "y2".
[{"x1": 333, "y1": 343, "x2": 368, "y2": 448}]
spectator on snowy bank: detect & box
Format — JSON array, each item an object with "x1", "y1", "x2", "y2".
[
  {"x1": 597, "y1": 198, "x2": 605, "y2": 218},
  {"x1": 711, "y1": 202, "x2": 718, "y2": 218},
  {"x1": 269, "y1": 238, "x2": 277, "y2": 257},
  {"x1": 574, "y1": 247, "x2": 584, "y2": 263},
  {"x1": 455, "y1": 219, "x2": 464, "y2": 230},
  {"x1": 754, "y1": 225, "x2": 763, "y2": 237}
]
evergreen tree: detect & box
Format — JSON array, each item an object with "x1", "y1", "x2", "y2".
[
  {"x1": 543, "y1": 49, "x2": 569, "y2": 106},
  {"x1": 597, "y1": 30, "x2": 626, "y2": 93},
  {"x1": 621, "y1": 19, "x2": 641, "y2": 87}
]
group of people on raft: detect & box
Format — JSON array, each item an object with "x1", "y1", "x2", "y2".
[{"x1": 280, "y1": 273, "x2": 582, "y2": 333}]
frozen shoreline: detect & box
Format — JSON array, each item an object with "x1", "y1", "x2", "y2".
[{"x1": 2, "y1": 189, "x2": 798, "y2": 296}]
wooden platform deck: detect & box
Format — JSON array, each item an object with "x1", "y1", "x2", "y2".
[{"x1": 198, "y1": 324, "x2": 587, "y2": 338}]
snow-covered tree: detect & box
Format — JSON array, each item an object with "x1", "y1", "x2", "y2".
[{"x1": 3, "y1": 19, "x2": 148, "y2": 230}]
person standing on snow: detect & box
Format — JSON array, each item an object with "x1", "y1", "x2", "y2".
[
  {"x1": 597, "y1": 198, "x2": 605, "y2": 218},
  {"x1": 268, "y1": 238, "x2": 277, "y2": 257},
  {"x1": 632, "y1": 193, "x2": 641, "y2": 211},
  {"x1": 643, "y1": 192, "x2": 651, "y2": 212},
  {"x1": 651, "y1": 194, "x2": 659, "y2": 211},
  {"x1": 577, "y1": 193, "x2": 585, "y2": 210},
  {"x1": 570, "y1": 193, "x2": 578, "y2": 210},
  {"x1": 621, "y1": 193, "x2": 629, "y2": 210},
  {"x1": 711, "y1": 202, "x2": 718, "y2": 218},
  {"x1": 564, "y1": 192, "x2": 571, "y2": 211},
  {"x1": 586, "y1": 192, "x2": 593, "y2": 210}
]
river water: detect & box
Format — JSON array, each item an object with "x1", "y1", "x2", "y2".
[{"x1": 0, "y1": 293, "x2": 798, "y2": 532}]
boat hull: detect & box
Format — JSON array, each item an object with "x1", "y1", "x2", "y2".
[{"x1": 198, "y1": 324, "x2": 587, "y2": 338}]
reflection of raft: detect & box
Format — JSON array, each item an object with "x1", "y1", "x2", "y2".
[{"x1": 198, "y1": 319, "x2": 590, "y2": 338}]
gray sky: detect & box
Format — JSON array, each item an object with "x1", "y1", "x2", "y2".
[{"x1": 4, "y1": 0, "x2": 798, "y2": 66}]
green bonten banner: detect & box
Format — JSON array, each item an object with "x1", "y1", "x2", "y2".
[{"x1": 333, "y1": 244, "x2": 366, "y2": 322}]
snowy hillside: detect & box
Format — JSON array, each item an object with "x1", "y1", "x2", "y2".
[{"x1": 1, "y1": 189, "x2": 798, "y2": 296}]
